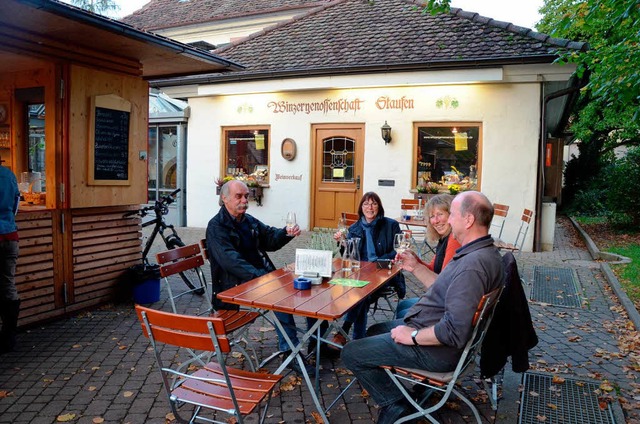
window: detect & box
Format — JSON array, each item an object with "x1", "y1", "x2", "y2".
[
  {"x1": 322, "y1": 135, "x2": 355, "y2": 182},
  {"x1": 222, "y1": 126, "x2": 269, "y2": 182},
  {"x1": 414, "y1": 123, "x2": 481, "y2": 189},
  {"x1": 148, "y1": 125, "x2": 179, "y2": 202}
]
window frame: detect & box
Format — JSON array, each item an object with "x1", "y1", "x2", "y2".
[
  {"x1": 412, "y1": 122, "x2": 483, "y2": 190},
  {"x1": 221, "y1": 125, "x2": 270, "y2": 184}
]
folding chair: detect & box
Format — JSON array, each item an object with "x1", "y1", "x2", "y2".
[
  {"x1": 156, "y1": 243, "x2": 212, "y2": 315},
  {"x1": 513, "y1": 208, "x2": 534, "y2": 253},
  {"x1": 341, "y1": 211, "x2": 359, "y2": 226},
  {"x1": 490, "y1": 203, "x2": 509, "y2": 240},
  {"x1": 136, "y1": 305, "x2": 282, "y2": 424},
  {"x1": 200, "y1": 239, "x2": 261, "y2": 370},
  {"x1": 400, "y1": 198, "x2": 435, "y2": 257},
  {"x1": 382, "y1": 286, "x2": 503, "y2": 424}
]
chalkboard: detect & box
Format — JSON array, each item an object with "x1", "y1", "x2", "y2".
[{"x1": 93, "y1": 106, "x2": 129, "y2": 181}]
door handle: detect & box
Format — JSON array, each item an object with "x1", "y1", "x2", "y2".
[{"x1": 356, "y1": 175, "x2": 360, "y2": 190}]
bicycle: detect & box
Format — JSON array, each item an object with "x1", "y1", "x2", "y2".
[{"x1": 124, "y1": 188, "x2": 205, "y2": 295}]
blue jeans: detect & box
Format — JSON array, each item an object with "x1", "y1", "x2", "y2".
[
  {"x1": 274, "y1": 312, "x2": 323, "y2": 352},
  {"x1": 394, "y1": 297, "x2": 419, "y2": 319},
  {"x1": 341, "y1": 319, "x2": 459, "y2": 406}
]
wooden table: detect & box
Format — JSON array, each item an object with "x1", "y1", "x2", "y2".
[{"x1": 217, "y1": 258, "x2": 401, "y2": 423}]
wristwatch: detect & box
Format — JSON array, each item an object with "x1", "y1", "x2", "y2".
[{"x1": 411, "y1": 329, "x2": 419, "y2": 346}]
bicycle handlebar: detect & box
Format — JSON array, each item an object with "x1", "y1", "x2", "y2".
[{"x1": 123, "y1": 188, "x2": 182, "y2": 218}]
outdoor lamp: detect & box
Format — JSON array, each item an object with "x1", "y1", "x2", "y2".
[{"x1": 381, "y1": 121, "x2": 392, "y2": 144}]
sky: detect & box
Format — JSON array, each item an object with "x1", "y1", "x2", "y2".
[{"x1": 65, "y1": 0, "x2": 544, "y2": 30}]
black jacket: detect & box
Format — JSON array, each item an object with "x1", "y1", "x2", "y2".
[
  {"x1": 480, "y1": 252, "x2": 538, "y2": 378},
  {"x1": 206, "y1": 207, "x2": 292, "y2": 309},
  {"x1": 347, "y1": 216, "x2": 406, "y2": 298}
]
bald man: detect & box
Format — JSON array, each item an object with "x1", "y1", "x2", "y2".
[{"x1": 342, "y1": 191, "x2": 504, "y2": 424}]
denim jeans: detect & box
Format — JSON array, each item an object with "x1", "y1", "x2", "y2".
[
  {"x1": 0, "y1": 240, "x2": 19, "y2": 301},
  {"x1": 343, "y1": 301, "x2": 368, "y2": 339},
  {"x1": 394, "y1": 297, "x2": 419, "y2": 319},
  {"x1": 342, "y1": 319, "x2": 459, "y2": 406}
]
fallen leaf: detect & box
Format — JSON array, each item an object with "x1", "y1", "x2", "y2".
[
  {"x1": 311, "y1": 411, "x2": 324, "y2": 424},
  {"x1": 57, "y1": 413, "x2": 76, "y2": 422},
  {"x1": 0, "y1": 391, "x2": 12, "y2": 398},
  {"x1": 536, "y1": 415, "x2": 547, "y2": 422},
  {"x1": 552, "y1": 376, "x2": 565, "y2": 384},
  {"x1": 92, "y1": 418, "x2": 104, "y2": 423},
  {"x1": 123, "y1": 391, "x2": 134, "y2": 398},
  {"x1": 72, "y1": 344, "x2": 82, "y2": 349},
  {"x1": 547, "y1": 403, "x2": 558, "y2": 410},
  {"x1": 600, "y1": 382, "x2": 614, "y2": 392},
  {"x1": 530, "y1": 391, "x2": 540, "y2": 397},
  {"x1": 88, "y1": 386, "x2": 97, "y2": 392},
  {"x1": 165, "y1": 412, "x2": 175, "y2": 421}
]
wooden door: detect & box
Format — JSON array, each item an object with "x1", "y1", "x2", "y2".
[{"x1": 311, "y1": 124, "x2": 364, "y2": 228}]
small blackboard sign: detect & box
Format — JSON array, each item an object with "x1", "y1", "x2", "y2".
[
  {"x1": 88, "y1": 94, "x2": 132, "y2": 186},
  {"x1": 94, "y1": 107, "x2": 129, "y2": 181}
]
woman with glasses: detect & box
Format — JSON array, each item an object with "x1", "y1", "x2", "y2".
[
  {"x1": 394, "y1": 193, "x2": 461, "y2": 318},
  {"x1": 329, "y1": 192, "x2": 406, "y2": 350}
]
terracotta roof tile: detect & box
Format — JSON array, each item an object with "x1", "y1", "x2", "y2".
[{"x1": 122, "y1": 0, "x2": 327, "y2": 31}]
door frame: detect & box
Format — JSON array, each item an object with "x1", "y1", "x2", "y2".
[{"x1": 310, "y1": 123, "x2": 365, "y2": 228}]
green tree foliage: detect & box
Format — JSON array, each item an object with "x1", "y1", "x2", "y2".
[
  {"x1": 605, "y1": 146, "x2": 640, "y2": 226},
  {"x1": 538, "y1": 0, "x2": 640, "y2": 154},
  {"x1": 69, "y1": 0, "x2": 119, "y2": 15}
]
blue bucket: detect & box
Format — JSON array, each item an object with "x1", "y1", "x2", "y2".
[{"x1": 133, "y1": 277, "x2": 161, "y2": 304}]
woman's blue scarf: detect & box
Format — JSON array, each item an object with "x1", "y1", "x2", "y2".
[{"x1": 361, "y1": 216, "x2": 379, "y2": 261}]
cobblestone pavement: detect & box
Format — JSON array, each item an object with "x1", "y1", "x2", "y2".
[{"x1": 1, "y1": 219, "x2": 638, "y2": 424}]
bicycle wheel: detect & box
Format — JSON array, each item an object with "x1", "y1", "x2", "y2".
[{"x1": 166, "y1": 237, "x2": 206, "y2": 296}]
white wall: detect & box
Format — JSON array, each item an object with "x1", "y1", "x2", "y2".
[{"x1": 186, "y1": 82, "x2": 540, "y2": 251}]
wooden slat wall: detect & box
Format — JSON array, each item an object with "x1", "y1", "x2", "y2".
[
  {"x1": 15, "y1": 210, "x2": 57, "y2": 326},
  {"x1": 70, "y1": 206, "x2": 142, "y2": 310}
]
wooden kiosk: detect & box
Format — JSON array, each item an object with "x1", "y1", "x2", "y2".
[{"x1": 0, "y1": 0, "x2": 242, "y2": 326}]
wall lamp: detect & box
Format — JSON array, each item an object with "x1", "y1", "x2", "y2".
[{"x1": 381, "y1": 121, "x2": 392, "y2": 144}]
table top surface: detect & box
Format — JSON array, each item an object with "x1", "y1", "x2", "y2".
[{"x1": 217, "y1": 258, "x2": 401, "y2": 320}]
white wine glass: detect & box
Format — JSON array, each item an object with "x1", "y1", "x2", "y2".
[
  {"x1": 286, "y1": 212, "x2": 297, "y2": 232},
  {"x1": 337, "y1": 216, "x2": 348, "y2": 239},
  {"x1": 394, "y1": 232, "x2": 412, "y2": 265}
]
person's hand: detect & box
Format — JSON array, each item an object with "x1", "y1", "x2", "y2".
[
  {"x1": 390, "y1": 325, "x2": 414, "y2": 345},
  {"x1": 286, "y1": 223, "x2": 301, "y2": 237},
  {"x1": 395, "y1": 250, "x2": 419, "y2": 272},
  {"x1": 333, "y1": 229, "x2": 347, "y2": 241}
]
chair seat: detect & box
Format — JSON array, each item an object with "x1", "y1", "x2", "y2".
[
  {"x1": 211, "y1": 310, "x2": 260, "y2": 333},
  {"x1": 383, "y1": 362, "x2": 478, "y2": 386},
  {"x1": 173, "y1": 362, "x2": 282, "y2": 415}
]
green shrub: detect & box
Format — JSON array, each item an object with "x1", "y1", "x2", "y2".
[
  {"x1": 606, "y1": 147, "x2": 640, "y2": 227},
  {"x1": 566, "y1": 188, "x2": 608, "y2": 216}
]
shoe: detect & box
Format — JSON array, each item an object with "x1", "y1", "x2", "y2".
[
  {"x1": 281, "y1": 351, "x2": 316, "y2": 376},
  {"x1": 376, "y1": 400, "x2": 413, "y2": 424},
  {"x1": 327, "y1": 333, "x2": 347, "y2": 351}
]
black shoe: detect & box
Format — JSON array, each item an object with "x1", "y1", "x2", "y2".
[
  {"x1": 376, "y1": 399, "x2": 413, "y2": 424},
  {"x1": 281, "y1": 351, "x2": 316, "y2": 376}
]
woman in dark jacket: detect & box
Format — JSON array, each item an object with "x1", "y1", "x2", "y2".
[{"x1": 330, "y1": 192, "x2": 405, "y2": 348}]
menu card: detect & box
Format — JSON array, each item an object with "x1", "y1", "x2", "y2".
[{"x1": 294, "y1": 249, "x2": 333, "y2": 277}]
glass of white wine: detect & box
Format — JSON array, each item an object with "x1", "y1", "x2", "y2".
[
  {"x1": 286, "y1": 212, "x2": 296, "y2": 234},
  {"x1": 394, "y1": 232, "x2": 412, "y2": 265}
]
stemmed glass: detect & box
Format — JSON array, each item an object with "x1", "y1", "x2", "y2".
[
  {"x1": 286, "y1": 212, "x2": 297, "y2": 231},
  {"x1": 337, "y1": 216, "x2": 348, "y2": 239},
  {"x1": 394, "y1": 232, "x2": 412, "y2": 265}
]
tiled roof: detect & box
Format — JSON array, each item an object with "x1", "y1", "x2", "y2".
[
  {"x1": 122, "y1": 0, "x2": 327, "y2": 31},
  {"x1": 151, "y1": 0, "x2": 587, "y2": 85}
]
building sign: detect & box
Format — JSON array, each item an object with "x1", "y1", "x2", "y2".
[
  {"x1": 275, "y1": 173, "x2": 303, "y2": 181},
  {"x1": 268, "y1": 98, "x2": 364, "y2": 115},
  {"x1": 375, "y1": 95, "x2": 414, "y2": 111}
]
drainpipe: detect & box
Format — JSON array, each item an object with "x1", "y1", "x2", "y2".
[{"x1": 535, "y1": 79, "x2": 587, "y2": 251}]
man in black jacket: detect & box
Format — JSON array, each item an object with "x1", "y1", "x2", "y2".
[{"x1": 206, "y1": 180, "x2": 313, "y2": 372}]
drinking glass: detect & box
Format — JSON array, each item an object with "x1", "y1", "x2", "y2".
[
  {"x1": 350, "y1": 237, "x2": 361, "y2": 271},
  {"x1": 341, "y1": 239, "x2": 352, "y2": 273},
  {"x1": 285, "y1": 212, "x2": 297, "y2": 231},
  {"x1": 337, "y1": 216, "x2": 348, "y2": 239},
  {"x1": 394, "y1": 232, "x2": 412, "y2": 264}
]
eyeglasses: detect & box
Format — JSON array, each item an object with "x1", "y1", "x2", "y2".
[
  {"x1": 429, "y1": 211, "x2": 448, "y2": 220},
  {"x1": 362, "y1": 202, "x2": 379, "y2": 208}
]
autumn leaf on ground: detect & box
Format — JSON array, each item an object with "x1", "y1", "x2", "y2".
[
  {"x1": 567, "y1": 335, "x2": 582, "y2": 342},
  {"x1": 0, "y1": 391, "x2": 12, "y2": 398},
  {"x1": 225, "y1": 417, "x2": 238, "y2": 424},
  {"x1": 600, "y1": 381, "x2": 615, "y2": 392},
  {"x1": 72, "y1": 344, "x2": 82, "y2": 349},
  {"x1": 123, "y1": 391, "x2": 134, "y2": 398},
  {"x1": 258, "y1": 327, "x2": 274, "y2": 332},
  {"x1": 547, "y1": 403, "x2": 558, "y2": 410},
  {"x1": 311, "y1": 411, "x2": 324, "y2": 423},
  {"x1": 87, "y1": 386, "x2": 97, "y2": 391},
  {"x1": 552, "y1": 376, "x2": 565, "y2": 384},
  {"x1": 536, "y1": 415, "x2": 547, "y2": 421},
  {"x1": 118, "y1": 345, "x2": 127, "y2": 350},
  {"x1": 57, "y1": 413, "x2": 76, "y2": 422},
  {"x1": 530, "y1": 391, "x2": 540, "y2": 397},
  {"x1": 92, "y1": 418, "x2": 104, "y2": 423},
  {"x1": 165, "y1": 412, "x2": 175, "y2": 422}
]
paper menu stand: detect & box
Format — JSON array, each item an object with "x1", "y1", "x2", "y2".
[{"x1": 294, "y1": 249, "x2": 333, "y2": 278}]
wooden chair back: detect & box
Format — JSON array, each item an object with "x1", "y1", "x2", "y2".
[
  {"x1": 156, "y1": 243, "x2": 205, "y2": 278},
  {"x1": 493, "y1": 203, "x2": 509, "y2": 218},
  {"x1": 514, "y1": 208, "x2": 534, "y2": 252},
  {"x1": 136, "y1": 304, "x2": 230, "y2": 352},
  {"x1": 490, "y1": 203, "x2": 509, "y2": 239},
  {"x1": 341, "y1": 212, "x2": 359, "y2": 226},
  {"x1": 401, "y1": 198, "x2": 420, "y2": 210}
]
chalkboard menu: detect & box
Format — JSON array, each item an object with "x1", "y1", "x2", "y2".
[
  {"x1": 88, "y1": 94, "x2": 132, "y2": 186},
  {"x1": 93, "y1": 107, "x2": 129, "y2": 181}
]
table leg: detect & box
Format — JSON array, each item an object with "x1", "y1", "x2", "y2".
[{"x1": 268, "y1": 311, "x2": 330, "y2": 424}]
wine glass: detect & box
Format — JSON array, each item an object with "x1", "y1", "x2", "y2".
[
  {"x1": 285, "y1": 212, "x2": 297, "y2": 233},
  {"x1": 394, "y1": 232, "x2": 412, "y2": 264},
  {"x1": 337, "y1": 216, "x2": 348, "y2": 239}
]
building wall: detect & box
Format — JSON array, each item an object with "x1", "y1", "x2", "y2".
[{"x1": 185, "y1": 81, "x2": 540, "y2": 251}]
